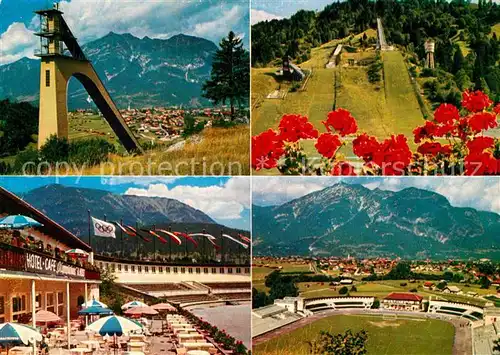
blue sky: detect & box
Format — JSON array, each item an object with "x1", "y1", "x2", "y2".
[
  {"x1": 252, "y1": 177, "x2": 500, "y2": 215},
  {"x1": 251, "y1": 0, "x2": 334, "y2": 24},
  {"x1": 0, "y1": 0, "x2": 249, "y2": 65},
  {"x1": 0, "y1": 176, "x2": 250, "y2": 230}
]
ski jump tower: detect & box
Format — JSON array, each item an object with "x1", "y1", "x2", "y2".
[{"x1": 34, "y1": 6, "x2": 142, "y2": 153}]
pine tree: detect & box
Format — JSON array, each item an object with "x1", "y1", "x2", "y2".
[
  {"x1": 452, "y1": 48, "x2": 465, "y2": 74},
  {"x1": 202, "y1": 31, "x2": 250, "y2": 120}
]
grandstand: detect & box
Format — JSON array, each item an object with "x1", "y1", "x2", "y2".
[
  {"x1": 473, "y1": 322, "x2": 500, "y2": 355},
  {"x1": 131, "y1": 283, "x2": 193, "y2": 292}
]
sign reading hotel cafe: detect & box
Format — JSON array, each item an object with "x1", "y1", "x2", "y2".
[{"x1": 25, "y1": 252, "x2": 86, "y2": 279}]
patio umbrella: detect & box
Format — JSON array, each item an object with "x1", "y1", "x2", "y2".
[
  {"x1": 86, "y1": 316, "x2": 143, "y2": 354},
  {"x1": 124, "y1": 306, "x2": 158, "y2": 316},
  {"x1": 34, "y1": 310, "x2": 61, "y2": 323},
  {"x1": 87, "y1": 316, "x2": 143, "y2": 336},
  {"x1": 121, "y1": 300, "x2": 148, "y2": 310},
  {"x1": 65, "y1": 248, "x2": 89, "y2": 257},
  {"x1": 0, "y1": 215, "x2": 43, "y2": 229},
  {"x1": 79, "y1": 306, "x2": 114, "y2": 316},
  {"x1": 0, "y1": 323, "x2": 42, "y2": 352},
  {"x1": 151, "y1": 303, "x2": 176, "y2": 312},
  {"x1": 81, "y1": 299, "x2": 108, "y2": 308}
]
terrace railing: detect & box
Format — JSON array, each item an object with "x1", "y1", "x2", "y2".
[{"x1": 0, "y1": 242, "x2": 101, "y2": 281}]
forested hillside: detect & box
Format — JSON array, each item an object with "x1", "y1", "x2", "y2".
[{"x1": 252, "y1": 0, "x2": 500, "y2": 104}]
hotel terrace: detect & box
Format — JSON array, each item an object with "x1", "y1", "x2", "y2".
[{"x1": 0, "y1": 187, "x2": 101, "y2": 330}]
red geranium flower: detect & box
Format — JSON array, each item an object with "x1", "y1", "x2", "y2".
[
  {"x1": 315, "y1": 133, "x2": 341, "y2": 159},
  {"x1": 279, "y1": 114, "x2": 318, "y2": 142},
  {"x1": 417, "y1": 142, "x2": 448, "y2": 156},
  {"x1": 455, "y1": 117, "x2": 471, "y2": 140},
  {"x1": 372, "y1": 135, "x2": 412, "y2": 176},
  {"x1": 322, "y1": 108, "x2": 358, "y2": 136},
  {"x1": 494, "y1": 103, "x2": 500, "y2": 115},
  {"x1": 468, "y1": 112, "x2": 498, "y2": 133},
  {"x1": 434, "y1": 103, "x2": 460, "y2": 124},
  {"x1": 413, "y1": 121, "x2": 437, "y2": 143},
  {"x1": 331, "y1": 161, "x2": 357, "y2": 176},
  {"x1": 465, "y1": 152, "x2": 499, "y2": 175},
  {"x1": 466, "y1": 136, "x2": 495, "y2": 154},
  {"x1": 353, "y1": 133, "x2": 380, "y2": 162},
  {"x1": 251, "y1": 129, "x2": 284, "y2": 170},
  {"x1": 462, "y1": 90, "x2": 492, "y2": 113},
  {"x1": 434, "y1": 123, "x2": 455, "y2": 137}
]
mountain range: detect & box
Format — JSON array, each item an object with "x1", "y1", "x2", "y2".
[
  {"x1": 22, "y1": 184, "x2": 216, "y2": 238},
  {"x1": 252, "y1": 183, "x2": 500, "y2": 260},
  {"x1": 0, "y1": 32, "x2": 218, "y2": 109}
]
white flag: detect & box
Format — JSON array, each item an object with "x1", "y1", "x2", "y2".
[{"x1": 91, "y1": 217, "x2": 116, "y2": 238}]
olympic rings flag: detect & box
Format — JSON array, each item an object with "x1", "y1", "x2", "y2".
[{"x1": 91, "y1": 217, "x2": 116, "y2": 238}]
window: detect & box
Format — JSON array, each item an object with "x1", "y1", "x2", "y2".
[
  {"x1": 181, "y1": 267, "x2": 185, "y2": 274},
  {"x1": 46, "y1": 293, "x2": 55, "y2": 313},
  {"x1": 35, "y1": 294, "x2": 42, "y2": 311},
  {"x1": 196, "y1": 268, "x2": 201, "y2": 274},
  {"x1": 165, "y1": 267, "x2": 170, "y2": 273},
  {"x1": 245, "y1": 268, "x2": 250, "y2": 274},
  {"x1": 173, "y1": 267, "x2": 178, "y2": 273},
  {"x1": 211, "y1": 268, "x2": 217, "y2": 274},
  {"x1": 188, "y1": 268, "x2": 193, "y2": 274},
  {"x1": 45, "y1": 70, "x2": 50, "y2": 87},
  {"x1": 145, "y1": 266, "x2": 149, "y2": 273},
  {"x1": 118, "y1": 264, "x2": 122, "y2": 271},
  {"x1": 0, "y1": 296, "x2": 5, "y2": 323},
  {"x1": 131, "y1": 265, "x2": 135, "y2": 272},
  {"x1": 203, "y1": 268, "x2": 208, "y2": 274},
  {"x1": 228, "y1": 268, "x2": 233, "y2": 274},
  {"x1": 124, "y1": 265, "x2": 129, "y2": 272},
  {"x1": 236, "y1": 268, "x2": 241, "y2": 274},
  {"x1": 57, "y1": 292, "x2": 64, "y2": 316},
  {"x1": 138, "y1": 266, "x2": 142, "y2": 273},
  {"x1": 159, "y1": 267, "x2": 163, "y2": 273},
  {"x1": 111, "y1": 264, "x2": 116, "y2": 272},
  {"x1": 219, "y1": 268, "x2": 225, "y2": 274},
  {"x1": 12, "y1": 295, "x2": 27, "y2": 321},
  {"x1": 152, "y1": 267, "x2": 156, "y2": 273}
]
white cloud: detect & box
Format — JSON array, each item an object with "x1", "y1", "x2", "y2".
[
  {"x1": 0, "y1": 22, "x2": 37, "y2": 64},
  {"x1": 124, "y1": 177, "x2": 250, "y2": 221},
  {"x1": 101, "y1": 177, "x2": 179, "y2": 186},
  {"x1": 0, "y1": 0, "x2": 248, "y2": 65},
  {"x1": 252, "y1": 177, "x2": 341, "y2": 206},
  {"x1": 251, "y1": 9, "x2": 283, "y2": 25},
  {"x1": 192, "y1": 6, "x2": 246, "y2": 41}
]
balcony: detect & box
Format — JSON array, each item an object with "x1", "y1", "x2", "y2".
[{"x1": 0, "y1": 242, "x2": 100, "y2": 281}]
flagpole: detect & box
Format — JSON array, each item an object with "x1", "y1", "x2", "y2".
[
  {"x1": 103, "y1": 214, "x2": 107, "y2": 256},
  {"x1": 136, "y1": 221, "x2": 140, "y2": 260},
  {"x1": 168, "y1": 225, "x2": 172, "y2": 262},
  {"x1": 120, "y1": 219, "x2": 124, "y2": 258},
  {"x1": 153, "y1": 225, "x2": 157, "y2": 261},
  {"x1": 221, "y1": 230, "x2": 224, "y2": 264},
  {"x1": 202, "y1": 228, "x2": 206, "y2": 263},
  {"x1": 87, "y1": 210, "x2": 91, "y2": 248},
  {"x1": 185, "y1": 228, "x2": 188, "y2": 259}
]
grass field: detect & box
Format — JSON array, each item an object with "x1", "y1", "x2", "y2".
[
  {"x1": 253, "y1": 314, "x2": 455, "y2": 355},
  {"x1": 77, "y1": 125, "x2": 250, "y2": 175},
  {"x1": 252, "y1": 43, "x2": 425, "y2": 174}
]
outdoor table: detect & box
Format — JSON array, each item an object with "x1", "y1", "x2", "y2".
[
  {"x1": 10, "y1": 347, "x2": 33, "y2": 354},
  {"x1": 80, "y1": 339, "x2": 100, "y2": 350},
  {"x1": 129, "y1": 334, "x2": 145, "y2": 341},
  {"x1": 128, "y1": 341, "x2": 146, "y2": 352},
  {"x1": 173, "y1": 327, "x2": 197, "y2": 334},
  {"x1": 181, "y1": 342, "x2": 215, "y2": 350},
  {"x1": 178, "y1": 333, "x2": 204, "y2": 341},
  {"x1": 187, "y1": 351, "x2": 210, "y2": 355},
  {"x1": 69, "y1": 348, "x2": 92, "y2": 354}
]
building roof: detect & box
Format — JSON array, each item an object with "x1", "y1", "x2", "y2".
[
  {"x1": 0, "y1": 187, "x2": 91, "y2": 252},
  {"x1": 384, "y1": 292, "x2": 423, "y2": 302},
  {"x1": 424, "y1": 281, "x2": 435, "y2": 286}
]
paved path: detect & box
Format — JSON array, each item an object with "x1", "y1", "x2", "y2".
[{"x1": 253, "y1": 309, "x2": 472, "y2": 354}]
